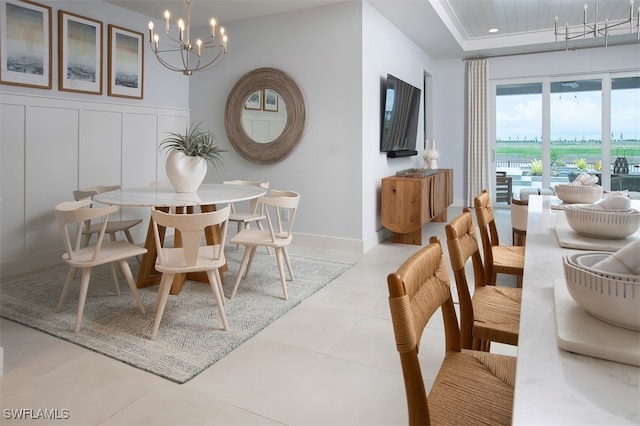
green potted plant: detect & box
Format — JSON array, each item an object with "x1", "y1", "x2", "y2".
[{"x1": 160, "y1": 122, "x2": 226, "y2": 192}]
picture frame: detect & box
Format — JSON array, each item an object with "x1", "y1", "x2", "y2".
[
  {"x1": 58, "y1": 10, "x2": 102, "y2": 94},
  {"x1": 108, "y1": 24, "x2": 143, "y2": 99},
  {"x1": 245, "y1": 90, "x2": 262, "y2": 110},
  {"x1": 0, "y1": 0, "x2": 52, "y2": 89},
  {"x1": 263, "y1": 89, "x2": 278, "y2": 112}
]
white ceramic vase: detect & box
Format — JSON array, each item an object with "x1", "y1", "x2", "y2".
[{"x1": 165, "y1": 150, "x2": 207, "y2": 193}]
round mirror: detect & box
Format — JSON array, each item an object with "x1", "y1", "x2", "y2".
[
  {"x1": 241, "y1": 89, "x2": 287, "y2": 143},
  {"x1": 225, "y1": 67, "x2": 307, "y2": 164}
]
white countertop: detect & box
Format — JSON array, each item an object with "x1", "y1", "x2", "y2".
[{"x1": 512, "y1": 195, "x2": 640, "y2": 425}]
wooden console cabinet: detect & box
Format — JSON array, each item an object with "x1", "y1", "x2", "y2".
[{"x1": 381, "y1": 169, "x2": 453, "y2": 245}]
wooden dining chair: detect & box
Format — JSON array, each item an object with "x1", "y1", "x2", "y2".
[
  {"x1": 229, "y1": 190, "x2": 300, "y2": 300},
  {"x1": 149, "y1": 205, "x2": 231, "y2": 340},
  {"x1": 511, "y1": 197, "x2": 528, "y2": 246},
  {"x1": 73, "y1": 185, "x2": 142, "y2": 249},
  {"x1": 54, "y1": 199, "x2": 147, "y2": 333},
  {"x1": 223, "y1": 180, "x2": 270, "y2": 252},
  {"x1": 445, "y1": 208, "x2": 521, "y2": 351},
  {"x1": 387, "y1": 236, "x2": 516, "y2": 425},
  {"x1": 474, "y1": 189, "x2": 525, "y2": 287}
]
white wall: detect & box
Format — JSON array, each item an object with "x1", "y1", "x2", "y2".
[
  {"x1": 189, "y1": 1, "x2": 365, "y2": 251},
  {"x1": 432, "y1": 58, "x2": 466, "y2": 207},
  {"x1": 488, "y1": 44, "x2": 640, "y2": 80},
  {"x1": 189, "y1": 1, "x2": 446, "y2": 253},
  {"x1": 0, "y1": 0, "x2": 190, "y2": 108},
  {"x1": 362, "y1": 2, "x2": 437, "y2": 249}
]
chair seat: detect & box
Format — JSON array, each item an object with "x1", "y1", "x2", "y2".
[
  {"x1": 84, "y1": 218, "x2": 142, "y2": 234},
  {"x1": 62, "y1": 241, "x2": 147, "y2": 267},
  {"x1": 155, "y1": 245, "x2": 226, "y2": 274},
  {"x1": 228, "y1": 212, "x2": 266, "y2": 224},
  {"x1": 472, "y1": 286, "x2": 521, "y2": 346},
  {"x1": 230, "y1": 229, "x2": 292, "y2": 248},
  {"x1": 491, "y1": 245, "x2": 525, "y2": 275},
  {"x1": 429, "y1": 350, "x2": 516, "y2": 426}
]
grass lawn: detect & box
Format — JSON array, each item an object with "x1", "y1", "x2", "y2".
[{"x1": 496, "y1": 141, "x2": 640, "y2": 164}]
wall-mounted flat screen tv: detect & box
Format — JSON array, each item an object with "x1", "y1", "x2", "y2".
[{"x1": 380, "y1": 73, "x2": 421, "y2": 158}]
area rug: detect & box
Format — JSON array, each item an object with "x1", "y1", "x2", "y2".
[{"x1": 0, "y1": 248, "x2": 352, "y2": 384}]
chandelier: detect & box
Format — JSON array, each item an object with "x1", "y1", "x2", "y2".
[
  {"x1": 554, "y1": 0, "x2": 639, "y2": 49},
  {"x1": 148, "y1": 0, "x2": 228, "y2": 75}
]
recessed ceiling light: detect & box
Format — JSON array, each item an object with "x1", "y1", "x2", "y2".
[{"x1": 489, "y1": 28, "x2": 499, "y2": 33}]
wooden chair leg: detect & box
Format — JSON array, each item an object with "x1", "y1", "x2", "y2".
[
  {"x1": 150, "y1": 273, "x2": 175, "y2": 340},
  {"x1": 118, "y1": 260, "x2": 145, "y2": 314},
  {"x1": 74, "y1": 269, "x2": 92, "y2": 333},
  {"x1": 275, "y1": 248, "x2": 289, "y2": 300},
  {"x1": 108, "y1": 263, "x2": 121, "y2": 296},
  {"x1": 206, "y1": 269, "x2": 228, "y2": 330}
]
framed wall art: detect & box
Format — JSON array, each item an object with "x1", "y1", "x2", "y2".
[
  {"x1": 58, "y1": 10, "x2": 102, "y2": 94},
  {"x1": 244, "y1": 90, "x2": 262, "y2": 110},
  {"x1": 0, "y1": 0, "x2": 52, "y2": 89},
  {"x1": 263, "y1": 89, "x2": 279, "y2": 112},
  {"x1": 108, "y1": 24, "x2": 143, "y2": 99}
]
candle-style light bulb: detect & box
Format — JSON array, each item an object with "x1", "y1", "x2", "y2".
[
  {"x1": 164, "y1": 10, "x2": 170, "y2": 32},
  {"x1": 222, "y1": 34, "x2": 228, "y2": 53},
  {"x1": 148, "y1": 21, "x2": 154, "y2": 40},
  {"x1": 210, "y1": 18, "x2": 216, "y2": 38},
  {"x1": 178, "y1": 18, "x2": 184, "y2": 41},
  {"x1": 197, "y1": 39, "x2": 202, "y2": 56},
  {"x1": 220, "y1": 27, "x2": 226, "y2": 47},
  {"x1": 153, "y1": 33, "x2": 159, "y2": 52}
]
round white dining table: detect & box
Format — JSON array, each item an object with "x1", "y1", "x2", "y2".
[
  {"x1": 93, "y1": 183, "x2": 268, "y2": 294},
  {"x1": 93, "y1": 183, "x2": 267, "y2": 208}
]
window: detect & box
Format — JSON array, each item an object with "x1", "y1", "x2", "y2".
[{"x1": 493, "y1": 72, "x2": 640, "y2": 202}]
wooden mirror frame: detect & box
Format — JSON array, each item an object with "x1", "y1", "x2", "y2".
[{"x1": 225, "y1": 67, "x2": 307, "y2": 164}]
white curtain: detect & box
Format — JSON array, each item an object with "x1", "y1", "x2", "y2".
[{"x1": 466, "y1": 59, "x2": 489, "y2": 206}]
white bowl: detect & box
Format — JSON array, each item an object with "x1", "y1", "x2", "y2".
[
  {"x1": 554, "y1": 184, "x2": 603, "y2": 204},
  {"x1": 562, "y1": 256, "x2": 640, "y2": 330},
  {"x1": 567, "y1": 252, "x2": 640, "y2": 282},
  {"x1": 564, "y1": 204, "x2": 640, "y2": 239}
]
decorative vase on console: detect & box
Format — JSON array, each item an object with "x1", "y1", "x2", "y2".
[
  {"x1": 422, "y1": 139, "x2": 439, "y2": 170},
  {"x1": 160, "y1": 122, "x2": 226, "y2": 193}
]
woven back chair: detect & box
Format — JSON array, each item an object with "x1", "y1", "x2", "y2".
[
  {"x1": 446, "y1": 208, "x2": 521, "y2": 351},
  {"x1": 474, "y1": 189, "x2": 525, "y2": 287},
  {"x1": 387, "y1": 236, "x2": 516, "y2": 425}
]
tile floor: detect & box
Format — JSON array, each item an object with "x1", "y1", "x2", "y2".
[{"x1": 0, "y1": 207, "x2": 517, "y2": 425}]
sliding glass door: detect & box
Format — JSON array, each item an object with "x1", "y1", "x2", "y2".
[
  {"x1": 495, "y1": 82, "x2": 542, "y2": 194},
  {"x1": 492, "y1": 72, "x2": 640, "y2": 204},
  {"x1": 611, "y1": 76, "x2": 640, "y2": 191},
  {"x1": 550, "y1": 78, "x2": 602, "y2": 184}
]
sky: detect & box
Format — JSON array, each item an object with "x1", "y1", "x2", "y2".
[{"x1": 496, "y1": 88, "x2": 640, "y2": 141}]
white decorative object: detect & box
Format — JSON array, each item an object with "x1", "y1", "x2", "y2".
[
  {"x1": 159, "y1": 122, "x2": 226, "y2": 193},
  {"x1": 422, "y1": 139, "x2": 439, "y2": 170},
  {"x1": 554, "y1": 183, "x2": 603, "y2": 204},
  {"x1": 165, "y1": 150, "x2": 207, "y2": 193},
  {"x1": 564, "y1": 204, "x2": 640, "y2": 239},
  {"x1": 563, "y1": 254, "x2": 640, "y2": 331}
]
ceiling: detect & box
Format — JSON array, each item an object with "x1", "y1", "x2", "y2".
[{"x1": 105, "y1": 0, "x2": 640, "y2": 59}]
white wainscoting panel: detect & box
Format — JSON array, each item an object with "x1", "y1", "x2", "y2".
[
  {"x1": 0, "y1": 104, "x2": 26, "y2": 263},
  {"x1": 0, "y1": 93, "x2": 189, "y2": 278}
]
